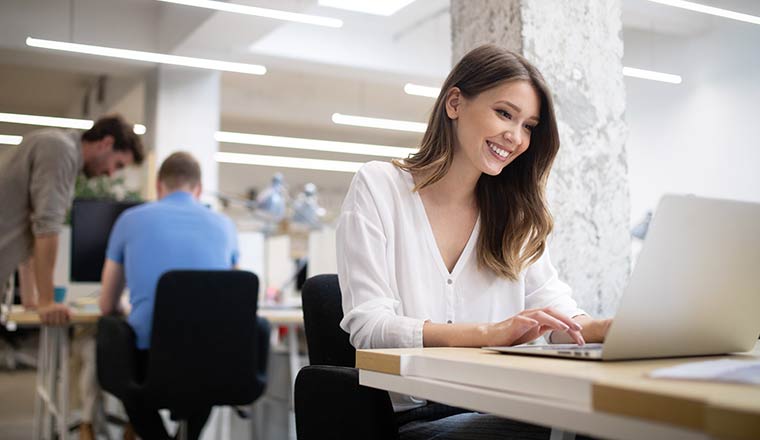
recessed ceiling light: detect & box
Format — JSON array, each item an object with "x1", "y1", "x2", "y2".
[
  {"x1": 215, "y1": 131, "x2": 416, "y2": 158},
  {"x1": 644, "y1": 0, "x2": 760, "y2": 25},
  {"x1": 332, "y1": 113, "x2": 427, "y2": 133},
  {"x1": 318, "y1": 0, "x2": 416, "y2": 16},
  {"x1": 0, "y1": 112, "x2": 146, "y2": 134},
  {"x1": 26, "y1": 37, "x2": 266, "y2": 75},
  {"x1": 216, "y1": 152, "x2": 364, "y2": 173},
  {"x1": 158, "y1": 0, "x2": 342, "y2": 28}
]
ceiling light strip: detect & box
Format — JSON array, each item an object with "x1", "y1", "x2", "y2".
[
  {"x1": 158, "y1": 0, "x2": 342, "y2": 28},
  {"x1": 404, "y1": 83, "x2": 440, "y2": 98},
  {"x1": 623, "y1": 67, "x2": 682, "y2": 84},
  {"x1": 215, "y1": 131, "x2": 416, "y2": 158},
  {"x1": 644, "y1": 0, "x2": 760, "y2": 25},
  {"x1": 0, "y1": 112, "x2": 146, "y2": 134},
  {"x1": 332, "y1": 113, "x2": 427, "y2": 133},
  {"x1": 318, "y1": 0, "x2": 416, "y2": 16},
  {"x1": 0, "y1": 135, "x2": 23, "y2": 145},
  {"x1": 215, "y1": 151, "x2": 363, "y2": 173},
  {"x1": 26, "y1": 37, "x2": 266, "y2": 75}
]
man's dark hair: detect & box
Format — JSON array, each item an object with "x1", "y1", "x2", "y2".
[
  {"x1": 81, "y1": 115, "x2": 145, "y2": 164},
  {"x1": 158, "y1": 151, "x2": 202, "y2": 191}
]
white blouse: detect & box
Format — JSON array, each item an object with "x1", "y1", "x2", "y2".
[{"x1": 336, "y1": 161, "x2": 585, "y2": 409}]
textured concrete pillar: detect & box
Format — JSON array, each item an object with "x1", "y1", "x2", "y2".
[
  {"x1": 144, "y1": 66, "x2": 220, "y2": 205},
  {"x1": 451, "y1": 0, "x2": 631, "y2": 316}
]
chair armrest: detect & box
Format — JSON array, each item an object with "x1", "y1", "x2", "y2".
[
  {"x1": 295, "y1": 365, "x2": 398, "y2": 440},
  {"x1": 254, "y1": 316, "x2": 270, "y2": 399}
]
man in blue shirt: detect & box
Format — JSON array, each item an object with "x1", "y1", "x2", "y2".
[{"x1": 99, "y1": 151, "x2": 238, "y2": 440}]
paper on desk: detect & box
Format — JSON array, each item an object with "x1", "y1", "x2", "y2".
[{"x1": 649, "y1": 359, "x2": 760, "y2": 385}]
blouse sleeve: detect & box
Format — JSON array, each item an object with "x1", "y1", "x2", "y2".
[
  {"x1": 524, "y1": 248, "x2": 586, "y2": 318},
  {"x1": 336, "y1": 167, "x2": 425, "y2": 349}
]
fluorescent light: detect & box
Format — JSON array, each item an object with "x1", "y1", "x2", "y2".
[
  {"x1": 0, "y1": 112, "x2": 147, "y2": 134},
  {"x1": 158, "y1": 0, "x2": 342, "y2": 28},
  {"x1": 0, "y1": 135, "x2": 22, "y2": 145},
  {"x1": 0, "y1": 112, "x2": 92, "y2": 129},
  {"x1": 404, "y1": 83, "x2": 441, "y2": 98},
  {"x1": 623, "y1": 67, "x2": 682, "y2": 84},
  {"x1": 215, "y1": 131, "x2": 416, "y2": 158},
  {"x1": 26, "y1": 37, "x2": 266, "y2": 75},
  {"x1": 644, "y1": 0, "x2": 760, "y2": 25},
  {"x1": 332, "y1": 113, "x2": 427, "y2": 133},
  {"x1": 215, "y1": 152, "x2": 363, "y2": 173},
  {"x1": 318, "y1": 0, "x2": 415, "y2": 16}
]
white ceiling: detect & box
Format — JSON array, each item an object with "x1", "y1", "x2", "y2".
[{"x1": 0, "y1": 0, "x2": 757, "y2": 201}]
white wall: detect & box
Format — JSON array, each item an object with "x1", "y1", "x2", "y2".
[{"x1": 623, "y1": 24, "x2": 760, "y2": 224}]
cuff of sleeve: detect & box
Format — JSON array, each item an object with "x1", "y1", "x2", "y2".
[
  {"x1": 411, "y1": 317, "x2": 425, "y2": 348},
  {"x1": 32, "y1": 224, "x2": 62, "y2": 236}
]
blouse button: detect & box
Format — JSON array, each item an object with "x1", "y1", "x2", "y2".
[{"x1": 447, "y1": 279, "x2": 453, "y2": 285}]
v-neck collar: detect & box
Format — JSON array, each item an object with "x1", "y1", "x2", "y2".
[{"x1": 400, "y1": 167, "x2": 480, "y2": 278}]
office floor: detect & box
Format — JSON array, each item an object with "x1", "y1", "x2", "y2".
[{"x1": 0, "y1": 332, "x2": 37, "y2": 440}]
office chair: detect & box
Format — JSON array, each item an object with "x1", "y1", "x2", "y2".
[
  {"x1": 294, "y1": 274, "x2": 397, "y2": 440},
  {"x1": 97, "y1": 270, "x2": 270, "y2": 440}
]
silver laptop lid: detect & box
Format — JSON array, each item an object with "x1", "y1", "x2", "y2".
[{"x1": 602, "y1": 195, "x2": 760, "y2": 360}]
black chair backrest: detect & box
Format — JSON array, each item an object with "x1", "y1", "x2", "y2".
[
  {"x1": 301, "y1": 274, "x2": 355, "y2": 367},
  {"x1": 146, "y1": 270, "x2": 264, "y2": 417}
]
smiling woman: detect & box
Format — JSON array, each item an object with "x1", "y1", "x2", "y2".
[
  {"x1": 335, "y1": 44, "x2": 611, "y2": 439},
  {"x1": 394, "y1": 45, "x2": 559, "y2": 281}
]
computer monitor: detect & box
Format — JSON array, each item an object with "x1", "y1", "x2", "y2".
[{"x1": 70, "y1": 199, "x2": 141, "y2": 282}]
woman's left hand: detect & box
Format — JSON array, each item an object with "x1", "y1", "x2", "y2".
[
  {"x1": 574, "y1": 316, "x2": 613, "y2": 343},
  {"x1": 551, "y1": 316, "x2": 613, "y2": 344}
]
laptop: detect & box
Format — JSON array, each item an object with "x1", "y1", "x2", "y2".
[{"x1": 485, "y1": 194, "x2": 760, "y2": 361}]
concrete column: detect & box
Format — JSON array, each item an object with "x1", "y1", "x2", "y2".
[
  {"x1": 451, "y1": 0, "x2": 631, "y2": 316},
  {"x1": 144, "y1": 65, "x2": 220, "y2": 204}
]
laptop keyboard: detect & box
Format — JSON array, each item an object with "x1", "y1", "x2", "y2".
[{"x1": 528, "y1": 343, "x2": 604, "y2": 351}]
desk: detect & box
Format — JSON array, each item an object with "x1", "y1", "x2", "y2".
[
  {"x1": 259, "y1": 307, "x2": 304, "y2": 392},
  {"x1": 7, "y1": 305, "x2": 304, "y2": 440},
  {"x1": 7, "y1": 305, "x2": 99, "y2": 440},
  {"x1": 356, "y1": 343, "x2": 760, "y2": 440}
]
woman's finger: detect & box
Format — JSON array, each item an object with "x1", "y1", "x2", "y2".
[
  {"x1": 526, "y1": 310, "x2": 571, "y2": 332},
  {"x1": 542, "y1": 308, "x2": 583, "y2": 331},
  {"x1": 566, "y1": 329, "x2": 586, "y2": 346}
]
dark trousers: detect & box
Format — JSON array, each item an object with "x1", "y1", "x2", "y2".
[{"x1": 119, "y1": 350, "x2": 212, "y2": 440}]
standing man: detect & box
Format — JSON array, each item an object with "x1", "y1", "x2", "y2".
[
  {"x1": 99, "y1": 151, "x2": 239, "y2": 440},
  {"x1": 0, "y1": 115, "x2": 145, "y2": 324}
]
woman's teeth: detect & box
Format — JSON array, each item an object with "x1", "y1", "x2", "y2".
[{"x1": 487, "y1": 141, "x2": 510, "y2": 158}]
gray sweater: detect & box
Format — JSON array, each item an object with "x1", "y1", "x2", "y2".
[{"x1": 0, "y1": 129, "x2": 82, "y2": 284}]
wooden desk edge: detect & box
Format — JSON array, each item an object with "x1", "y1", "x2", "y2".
[
  {"x1": 593, "y1": 383, "x2": 760, "y2": 440},
  {"x1": 707, "y1": 404, "x2": 760, "y2": 440},
  {"x1": 592, "y1": 382, "x2": 705, "y2": 431},
  {"x1": 356, "y1": 350, "x2": 402, "y2": 375},
  {"x1": 6, "y1": 310, "x2": 99, "y2": 325}
]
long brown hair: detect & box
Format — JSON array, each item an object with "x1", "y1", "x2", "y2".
[{"x1": 394, "y1": 44, "x2": 560, "y2": 280}]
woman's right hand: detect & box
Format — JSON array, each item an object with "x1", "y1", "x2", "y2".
[{"x1": 486, "y1": 307, "x2": 585, "y2": 346}]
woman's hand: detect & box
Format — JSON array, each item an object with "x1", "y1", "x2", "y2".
[
  {"x1": 550, "y1": 316, "x2": 613, "y2": 344},
  {"x1": 486, "y1": 308, "x2": 585, "y2": 347}
]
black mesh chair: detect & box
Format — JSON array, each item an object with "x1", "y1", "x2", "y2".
[
  {"x1": 294, "y1": 274, "x2": 397, "y2": 440},
  {"x1": 98, "y1": 270, "x2": 269, "y2": 440}
]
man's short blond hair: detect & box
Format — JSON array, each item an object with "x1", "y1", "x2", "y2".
[{"x1": 158, "y1": 152, "x2": 201, "y2": 191}]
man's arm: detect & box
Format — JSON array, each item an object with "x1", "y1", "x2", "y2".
[
  {"x1": 35, "y1": 234, "x2": 70, "y2": 325},
  {"x1": 17, "y1": 256, "x2": 38, "y2": 308},
  {"x1": 99, "y1": 259, "x2": 126, "y2": 315}
]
